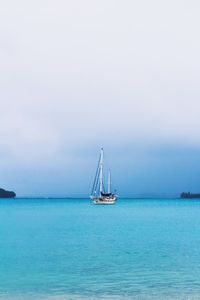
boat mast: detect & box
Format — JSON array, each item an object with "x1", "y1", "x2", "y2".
[
  {"x1": 108, "y1": 170, "x2": 111, "y2": 194},
  {"x1": 99, "y1": 147, "x2": 103, "y2": 194}
]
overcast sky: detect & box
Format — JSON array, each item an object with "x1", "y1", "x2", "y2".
[{"x1": 0, "y1": 0, "x2": 200, "y2": 197}]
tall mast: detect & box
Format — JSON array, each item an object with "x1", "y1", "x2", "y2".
[
  {"x1": 99, "y1": 147, "x2": 103, "y2": 193},
  {"x1": 108, "y1": 170, "x2": 111, "y2": 194}
]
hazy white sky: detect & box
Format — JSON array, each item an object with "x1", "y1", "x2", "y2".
[{"x1": 0, "y1": 0, "x2": 200, "y2": 196}]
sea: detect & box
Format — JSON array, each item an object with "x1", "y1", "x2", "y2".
[{"x1": 1, "y1": 198, "x2": 200, "y2": 300}]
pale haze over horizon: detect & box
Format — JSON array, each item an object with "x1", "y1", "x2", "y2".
[{"x1": 1, "y1": 0, "x2": 200, "y2": 197}]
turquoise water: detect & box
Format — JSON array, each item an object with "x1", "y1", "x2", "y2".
[{"x1": 1, "y1": 198, "x2": 200, "y2": 299}]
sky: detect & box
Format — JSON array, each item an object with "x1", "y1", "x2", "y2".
[{"x1": 0, "y1": 0, "x2": 200, "y2": 197}]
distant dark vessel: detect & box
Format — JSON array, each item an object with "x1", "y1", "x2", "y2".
[
  {"x1": 0, "y1": 188, "x2": 16, "y2": 198},
  {"x1": 180, "y1": 192, "x2": 200, "y2": 199}
]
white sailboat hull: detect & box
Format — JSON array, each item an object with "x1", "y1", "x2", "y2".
[{"x1": 91, "y1": 196, "x2": 117, "y2": 205}]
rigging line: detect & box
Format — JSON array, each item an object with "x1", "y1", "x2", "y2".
[
  {"x1": 91, "y1": 153, "x2": 101, "y2": 195},
  {"x1": 94, "y1": 167, "x2": 101, "y2": 195},
  {"x1": 93, "y1": 165, "x2": 100, "y2": 193}
]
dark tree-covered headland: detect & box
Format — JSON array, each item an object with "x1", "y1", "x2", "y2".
[{"x1": 0, "y1": 188, "x2": 16, "y2": 198}]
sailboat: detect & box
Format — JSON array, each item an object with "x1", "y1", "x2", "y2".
[{"x1": 90, "y1": 148, "x2": 117, "y2": 205}]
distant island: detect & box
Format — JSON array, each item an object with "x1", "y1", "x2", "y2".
[
  {"x1": 0, "y1": 188, "x2": 16, "y2": 198},
  {"x1": 180, "y1": 192, "x2": 200, "y2": 199}
]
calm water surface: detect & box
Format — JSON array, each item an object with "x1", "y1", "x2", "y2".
[{"x1": 1, "y1": 198, "x2": 200, "y2": 299}]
